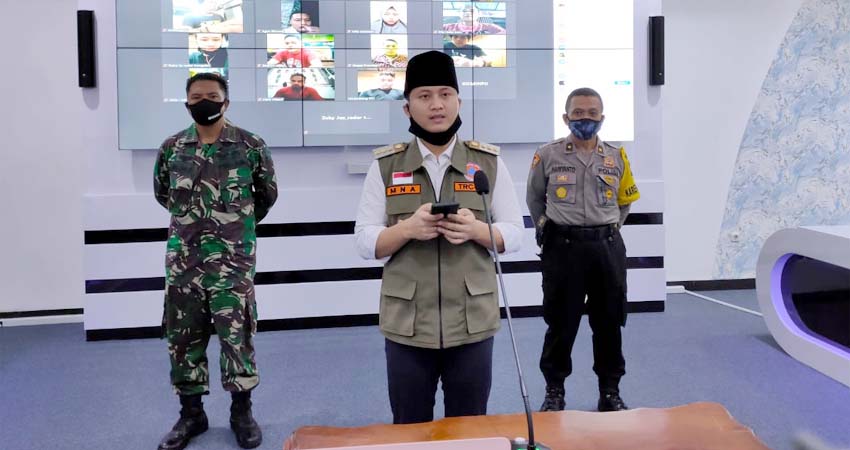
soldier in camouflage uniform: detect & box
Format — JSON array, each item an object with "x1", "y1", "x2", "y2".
[{"x1": 154, "y1": 72, "x2": 277, "y2": 450}]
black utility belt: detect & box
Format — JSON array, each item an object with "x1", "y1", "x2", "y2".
[{"x1": 549, "y1": 223, "x2": 619, "y2": 241}]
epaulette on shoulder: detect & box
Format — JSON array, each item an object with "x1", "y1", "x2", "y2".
[
  {"x1": 373, "y1": 142, "x2": 408, "y2": 159},
  {"x1": 539, "y1": 137, "x2": 566, "y2": 153},
  {"x1": 465, "y1": 140, "x2": 500, "y2": 156},
  {"x1": 161, "y1": 134, "x2": 180, "y2": 149},
  {"x1": 243, "y1": 130, "x2": 266, "y2": 149}
]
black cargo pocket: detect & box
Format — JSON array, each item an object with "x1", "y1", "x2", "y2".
[
  {"x1": 465, "y1": 273, "x2": 499, "y2": 334},
  {"x1": 379, "y1": 278, "x2": 417, "y2": 337},
  {"x1": 218, "y1": 150, "x2": 252, "y2": 213},
  {"x1": 167, "y1": 154, "x2": 199, "y2": 216}
]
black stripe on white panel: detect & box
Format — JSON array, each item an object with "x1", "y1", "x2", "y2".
[{"x1": 84, "y1": 214, "x2": 663, "y2": 245}]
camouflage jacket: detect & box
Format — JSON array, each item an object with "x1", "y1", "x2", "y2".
[{"x1": 154, "y1": 121, "x2": 277, "y2": 264}]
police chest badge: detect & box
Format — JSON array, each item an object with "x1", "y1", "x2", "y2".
[
  {"x1": 603, "y1": 156, "x2": 615, "y2": 168},
  {"x1": 465, "y1": 163, "x2": 480, "y2": 181},
  {"x1": 556, "y1": 187, "x2": 568, "y2": 199}
]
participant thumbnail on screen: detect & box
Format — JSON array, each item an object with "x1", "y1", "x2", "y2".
[
  {"x1": 355, "y1": 70, "x2": 406, "y2": 101},
  {"x1": 172, "y1": 0, "x2": 244, "y2": 33},
  {"x1": 282, "y1": 0, "x2": 321, "y2": 33},
  {"x1": 268, "y1": 68, "x2": 334, "y2": 101},
  {"x1": 371, "y1": 34, "x2": 409, "y2": 69},
  {"x1": 188, "y1": 67, "x2": 228, "y2": 81},
  {"x1": 440, "y1": 2, "x2": 506, "y2": 35},
  {"x1": 188, "y1": 33, "x2": 229, "y2": 76},
  {"x1": 442, "y1": 33, "x2": 506, "y2": 68},
  {"x1": 266, "y1": 34, "x2": 334, "y2": 68},
  {"x1": 370, "y1": 1, "x2": 408, "y2": 34}
]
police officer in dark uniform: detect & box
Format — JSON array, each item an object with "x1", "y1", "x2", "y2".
[{"x1": 526, "y1": 87, "x2": 640, "y2": 412}]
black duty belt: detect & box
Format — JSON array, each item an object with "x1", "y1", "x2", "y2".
[{"x1": 549, "y1": 223, "x2": 618, "y2": 241}]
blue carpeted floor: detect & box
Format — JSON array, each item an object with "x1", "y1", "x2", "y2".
[{"x1": 0, "y1": 290, "x2": 847, "y2": 450}]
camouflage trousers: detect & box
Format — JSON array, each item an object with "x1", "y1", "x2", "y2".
[{"x1": 163, "y1": 257, "x2": 259, "y2": 396}]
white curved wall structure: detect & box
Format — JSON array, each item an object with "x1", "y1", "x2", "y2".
[{"x1": 756, "y1": 226, "x2": 850, "y2": 387}]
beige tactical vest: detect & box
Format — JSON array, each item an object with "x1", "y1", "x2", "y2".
[{"x1": 376, "y1": 139, "x2": 501, "y2": 349}]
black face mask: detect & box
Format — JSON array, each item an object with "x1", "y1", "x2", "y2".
[
  {"x1": 185, "y1": 99, "x2": 225, "y2": 126},
  {"x1": 408, "y1": 116, "x2": 462, "y2": 146}
]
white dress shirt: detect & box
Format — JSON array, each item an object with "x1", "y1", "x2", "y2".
[{"x1": 355, "y1": 137, "x2": 525, "y2": 260}]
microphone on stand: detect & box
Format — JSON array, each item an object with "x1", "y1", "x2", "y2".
[{"x1": 473, "y1": 171, "x2": 549, "y2": 450}]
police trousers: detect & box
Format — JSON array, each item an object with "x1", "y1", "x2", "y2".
[
  {"x1": 385, "y1": 337, "x2": 493, "y2": 424},
  {"x1": 163, "y1": 259, "x2": 259, "y2": 396},
  {"x1": 538, "y1": 223, "x2": 627, "y2": 391}
]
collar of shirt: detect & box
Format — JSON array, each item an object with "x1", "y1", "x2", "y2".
[
  {"x1": 565, "y1": 134, "x2": 605, "y2": 156},
  {"x1": 416, "y1": 136, "x2": 457, "y2": 201},
  {"x1": 416, "y1": 136, "x2": 457, "y2": 164}
]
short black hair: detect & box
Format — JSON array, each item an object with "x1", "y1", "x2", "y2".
[
  {"x1": 186, "y1": 72, "x2": 229, "y2": 99},
  {"x1": 565, "y1": 87, "x2": 603, "y2": 112},
  {"x1": 290, "y1": 72, "x2": 305, "y2": 80}
]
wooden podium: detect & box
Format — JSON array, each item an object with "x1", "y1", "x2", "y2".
[{"x1": 284, "y1": 402, "x2": 770, "y2": 450}]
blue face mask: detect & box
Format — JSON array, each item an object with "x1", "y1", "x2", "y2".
[{"x1": 568, "y1": 118, "x2": 603, "y2": 141}]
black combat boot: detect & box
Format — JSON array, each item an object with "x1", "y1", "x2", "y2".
[
  {"x1": 597, "y1": 388, "x2": 629, "y2": 412},
  {"x1": 539, "y1": 385, "x2": 566, "y2": 412},
  {"x1": 158, "y1": 394, "x2": 209, "y2": 450},
  {"x1": 230, "y1": 391, "x2": 262, "y2": 449}
]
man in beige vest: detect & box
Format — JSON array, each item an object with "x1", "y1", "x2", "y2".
[{"x1": 354, "y1": 51, "x2": 524, "y2": 424}]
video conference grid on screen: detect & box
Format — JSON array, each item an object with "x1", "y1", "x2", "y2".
[{"x1": 117, "y1": 0, "x2": 633, "y2": 149}]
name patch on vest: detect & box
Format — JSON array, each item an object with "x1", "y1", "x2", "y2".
[
  {"x1": 386, "y1": 184, "x2": 421, "y2": 196},
  {"x1": 454, "y1": 182, "x2": 476, "y2": 192}
]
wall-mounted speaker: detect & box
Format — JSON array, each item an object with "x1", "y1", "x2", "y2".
[
  {"x1": 77, "y1": 10, "x2": 96, "y2": 88},
  {"x1": 649, "y1": 16, "x2": 665, "y2": 86}
]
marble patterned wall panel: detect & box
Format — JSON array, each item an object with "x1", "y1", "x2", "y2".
[{"x1": 715, "y1": 0, "x2": 850, "y2": 279}]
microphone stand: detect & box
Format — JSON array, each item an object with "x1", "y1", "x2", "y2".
[{"x1": 479, "y1": 189, "x2": 549, "y2": 450}]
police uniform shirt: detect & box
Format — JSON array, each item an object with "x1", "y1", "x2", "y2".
[
  {"x1": 526, "y1": 136, "x2": 639, "y2": 228},
  {"x1": 355, "y1": 136, "x2": 525, "y2": 259}
]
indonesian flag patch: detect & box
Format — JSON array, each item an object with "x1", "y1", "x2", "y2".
[{"x1": 392, "y1": 171, "x2": 413, "y2": 185}]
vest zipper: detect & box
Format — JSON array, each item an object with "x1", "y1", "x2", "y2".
[{"x1": 423, "y1": 171, "x2": 443, "y2": 349}]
